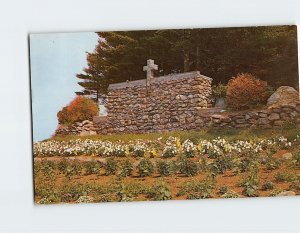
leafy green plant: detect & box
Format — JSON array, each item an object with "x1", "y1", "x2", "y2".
[
  {"x1": 210, "y1": 155, "x2": 233, "y2": 175},
  {"x1": 289, "y1": 178, "x2": 300, "y2": 191},
  {"x1": 261, "y1": 181, "x2": 274, "y2": 191},
  {"x1": 116, "y1": 184, "x2": 134, "y2": 202},
  {"x1": 104, "y1": 158, "x2": 117, "y2": 175},
  {"x1": 241, "y1": 162, "x2": 259, "y2": 197},
  {"x1": 212, "y1": 83, "x2": 227, "y2": 98},
  {"x1": 178, "y1": 179, "x2": 215, "y2": 199},
  {"x1": 57, "y1": 158, "x2": 69, "y2": 173},
  {"x1": 221, "y1": 190, "x2": 240, "y2": 198},
  {"x1": 156, "y1": 160, "x2": 173, "y2": 176},
  {"x1": 84, "y1": 159, "x2": 101, "y2": 175},
  {"x1": 137, "y1": 159, "x2": 154, "y2": 177},
  {"x1": 292, "y1": 151, "x2": 300, "y2": 167},
  {"x1": 147, "y1": 179, "x2": 172, "y2": 201},
  {"x1": 275, "y1": 171, "x2": 297, "y2": 182},
  {"x1": 177, "y1": 156, "x2": 199, "y2": 177},
  {"x1": 218, "y1": 186, "x2": 229, "y2": 195},
  {"x1": 265, "y1": 156, "x2": 281, "y2": 170},
  {"x1": 162, "y1": 145, "x2": 177, "y2": 158},
  {"x1": 119, "y1": 159, "x2": 133, "y2": 177}
]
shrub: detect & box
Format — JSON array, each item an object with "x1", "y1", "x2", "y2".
[
  {"x1": 84, "y1": 159, "x2": 101, "y2": 175},
  {"x1": 221, "y1": 190, "x2": 240, "y2": 198},
  {"x1": 261, "y1": 181, "x2": 274, "y2": 191},
  {"x1": 218, "y1": 185, "x2": 229, "y2": 195},
  {"x1": 182, "y1": 139, "x2": 197, "y2": 158},
  {"x1": 209, "y1": 155, "x2": 233, "y2": 175},
  {"x1": 275, "y1": 171, "x2": 297, "y2": 182},
  {"x1": 104, "y1": 158, "x2": 117, "y2": 175},
  {"x1": 265, "y1": 156, "x2": 281, "y2": 170},
  {"x1": 57, "y1": 96, "x2": 98, "y2": 125},
  {"x1": 57, "y1": 158, "x2": 69, "y2": 173},
  {"x1": 119, "y1": 159, "x2": 133, "y2": 177},
  {"x1": 162, "y1": 145, "x2": 177, "y2": 158},
  {"x1": 156, "y1": 160, "x2": 173, "y2": 176},
  {"x1": 226, "y1": 73, "x2": 269, "y2": 110},
  {"x1": 292, "y1": 151, "x2": 300, "y2": 167},
  {"x1": 147, "y1": 180, "x2": 172, "y2": 201},
  {"x1": 212, "y1": 83, "x2": 227, "y2": 98},
  {"x1": 137, "y1": 159, "x2": 154, "y2": 177},
  {"x1": 178, "y1": 179, "x2": 215, "y2": 199},
  {"x1": 241, "y1": 162, "x2": 259, "y2": 197},
  {"x1": 177, "y1": 156, "x2": 199, "y2": 177}
]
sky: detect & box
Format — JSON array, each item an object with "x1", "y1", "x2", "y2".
[{"x1": 30, "y1": 32, "x2": 99, "y2": 142}]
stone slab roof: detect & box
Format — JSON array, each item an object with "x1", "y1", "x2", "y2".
[{"x1": 108, "y1": 71, "x2": 212, "y2": 90}]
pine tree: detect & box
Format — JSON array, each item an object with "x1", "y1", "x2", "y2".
[{"x1": 76, "y1": 25, "x2": 298, "y2": 97}]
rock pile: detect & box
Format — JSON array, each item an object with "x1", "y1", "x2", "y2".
[{"x1": 55, "y1": 120, "x2": 97, "y2": 136}]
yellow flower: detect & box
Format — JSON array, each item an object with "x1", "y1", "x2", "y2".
[
  {"x1": 176, "y1": 138, "x2": 182, "y2": 150},
  {"x1": 151, "y1": 148, "x2": 157, "y2": 158},
  {"x1": 197, "y1": 143, "x2": 202, "y2": 152},
  {"x1": 224, "y1": 144, "x2": 229, "y2": 153}
]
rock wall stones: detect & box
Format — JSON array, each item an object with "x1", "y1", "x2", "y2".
[
  {"x1": 211, "y1": 103, "x2": 300, "y2": 129},
  {"x1": 55, "y1": 120, "x2": 97, "y2": 136},
  {"x1": 95, "y1": 71, "x2": 213, "y2": 134}
]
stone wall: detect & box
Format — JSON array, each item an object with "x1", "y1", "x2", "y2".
[
  {"x1": 95, "y1": 71, "x2": 213, "y2": 134},
  {"x1": 211, "y1": 103, "x2": 300, "y2": 129},
  {"x1": 55, "y1": 120, "x2": 97, "y2": 136}
]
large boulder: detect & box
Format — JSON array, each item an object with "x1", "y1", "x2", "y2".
[{"x1": 267, "y1": 86, "x2": 300, "y2": 108}]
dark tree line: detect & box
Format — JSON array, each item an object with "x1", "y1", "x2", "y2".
[{"x1": 77, "y1": 25, "x2": 298, "y2": 101}]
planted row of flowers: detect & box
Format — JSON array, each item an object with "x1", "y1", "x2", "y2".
[{"x1": 34, "y1": 135, "x2": 297, "y2": 158}]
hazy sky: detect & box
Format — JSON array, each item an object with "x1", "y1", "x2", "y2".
[{"x1": 30, "y1": 32, "x2": 99, "y2": 142}]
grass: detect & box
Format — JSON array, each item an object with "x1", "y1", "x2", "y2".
[{"x1": 49, "y1": 125, "x2": 300, "y2": 143}]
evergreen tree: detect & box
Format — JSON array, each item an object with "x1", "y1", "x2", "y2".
[{"x1": 76, "y1": 25, "x2": 298, "y2": 97}]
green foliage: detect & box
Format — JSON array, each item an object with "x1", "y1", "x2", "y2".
[
  {"x1": 84, "y1": 159, "x2": 101, "y2": 175},
  {"x1": 261, "y1": 181, "x2": 274, "y2": 191},
  {"x1": 147, "y1": 179, "x2": 172, "y2": 201},
  {"x1": 60, "y1": 183, "x2": 92, "y2": 202},
  {"x1": 212, "y1": 83, "x2": 227, "y2": 98},
  {"x1": 209, "y1": 155, "x2": 233, "y2": 175},
  {"x1": 77, "y1": 26, "x2": 298, "y2": 97},
  {"x1": 137, "y1": 159, "x2": 154, "y2": 177},
  {"x1": 265, "y1": 156, "x2": 281, "y2": 170},
  {"x1": 119, "y1": 159, "x2": 133, "y2": 177},
  {"x1": 178, "y1": 179, "x2": 215, "y2": 199},
  {"x1": 275, "y1": 171, "x2": 297, "y2": 182},
  {"x1": 39, "y1": 159, "x2": 56, "y2": 179},
  {"x1": 292, "y1": 151, "x2": 300, "y2": 167},
  {"x1": 218, "y1": 186, "x2": 229, "y2": 195},
  {"x1": 221, "y1": 190, "x2": 240, "y2": 198},
  {"x1": 57, "y1": 158, "x2": 68, "y2": 173},
  {"x1": 241, "y1": 162, "x2": 259, "y2": 197},
  {"x1": 156, "y1": 160, "x2": 173, "y2": 176},
  {"x1": 177, "y1": 156, "x2": 199, "y2": 177},
  {"x1": 104, "y1": 158, "x2": 117, "y2": 175},
  {"x1": 289, "y1": 178, "x2": 300, "y2": 191}
]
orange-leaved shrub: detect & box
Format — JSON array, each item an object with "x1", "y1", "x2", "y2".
[
  {"x1": 57, "y1": 96, "x2": 98, "y2": 125},
  {"x1": 226, "y1": 73, "x2": 269, "y2": 110}
]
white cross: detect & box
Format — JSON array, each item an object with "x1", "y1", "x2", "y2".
[{"x1": 143, "y1": 59, "x2": 158, "y2": 86}]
